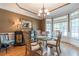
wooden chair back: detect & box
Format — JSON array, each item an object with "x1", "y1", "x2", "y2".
[{"x1": 56, "y1": 31, "x2": 61, "y2": 46}]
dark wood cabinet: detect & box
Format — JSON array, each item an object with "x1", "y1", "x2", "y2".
[{"x1": 14, "y1": 31, "x2": 25, "y2": 46}]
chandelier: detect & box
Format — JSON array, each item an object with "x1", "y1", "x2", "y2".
[{"x1": 38, "y1": 4, "x2": 49, "y2": 19}]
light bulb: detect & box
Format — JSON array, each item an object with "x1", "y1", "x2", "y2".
[
  {"x1": 47, "y1": 12, "x2": 50, "y2": 15},
  {"x1": 38, "y1": 13, "x2": 40, "y2": 16},
  {"x1": 44, "y1": 14, "x2": 46, "y2": 16},
  {"x1": 44, "y1": 9, "x2": 48, "y2": 13},
  {"x1": 39, "y1": 9, "x2": 42, "y2": 13}
]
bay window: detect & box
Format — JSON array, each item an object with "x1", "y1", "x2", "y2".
[
  {"x1": 46, "y1": 19, "x2": 52, "y2": 38},
  {"x1": 53, "y1": 16, "x2": 68, "y2": 37},
  {"x1": 53, "y1": 22, "x2": 68, "y2": 37},
  {"x1": 70, "y1": 10, "x2": 79, "y2": 40},
  {"x1": 45, "y1": 10, "x2": 79, "y2": 40}
]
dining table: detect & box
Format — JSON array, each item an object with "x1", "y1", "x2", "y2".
[{"x1": 36, "y1": 35, "x2": 50, "y2": 50}]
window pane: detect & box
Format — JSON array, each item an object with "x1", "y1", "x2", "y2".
[
  {"x1": 53, "y1": 22, "x2": 67, "y2": 36},
  {"x1": 46, "y1": 19, "x2": 52, "y2": 38},
  {"x1": 71, "y1": 18, "x2": 79, "y2": 39}
]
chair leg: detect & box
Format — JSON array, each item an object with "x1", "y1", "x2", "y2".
[
  {"x1": 41, "y1": 48, "x2": 43, "y2": 56},
  {"x1": 50, "y1": 47, "x2": 54, "y2": 55},
  {"x1": 5, "y1": 47, "x2": 7, "y2": 54},
  {"x1": 0, "y1": 48, "x2": 1, "y2": 52},
  {"x1": 59, "y1": 46, "x2": 61, "y2": 53},
  {"x1": 56, "y1": 47, "x2": 59, "y2": 56}
]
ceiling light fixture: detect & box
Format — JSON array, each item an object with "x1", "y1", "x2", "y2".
[{"x1": 38, "y1": 4, "x2": 50, "y2": 19}]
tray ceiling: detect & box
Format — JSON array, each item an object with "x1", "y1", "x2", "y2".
[{"x1": 0, "y1": 3, "x2": 79, "y2": 19}]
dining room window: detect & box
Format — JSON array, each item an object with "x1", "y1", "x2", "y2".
[
  {"x1": 45, "y1": 19, "x2": 52, "y2": 38},
  {"x1": 70, "y1": 10, "x2": 79, "y2": 40},
  {"x1": 71, "y1": 18, "x2": 79, "y2": 39},
  {"x1": 53, "y1": 22, "x2": 68, "y2": 37},
  {"x1": 53, "y1": 15, "x2": 68, "y2": 37}
]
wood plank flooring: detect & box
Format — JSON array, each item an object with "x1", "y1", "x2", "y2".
[{"x1": 0, "y1": 42, "x2": 79, "y2": 56}]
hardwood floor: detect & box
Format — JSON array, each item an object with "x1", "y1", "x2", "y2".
[
  {"x1": 0, "y1": 42, "x2": 79, "y2": 56},
  {"x1": 0, "y1": 46, "x2": 26, "y2": 56},
  {"x1": 60, "y1": 42, "x2": 79, "y2": 56},
  {"x1": 46, "y1": 42, "x2": 79, "y2": 56}
]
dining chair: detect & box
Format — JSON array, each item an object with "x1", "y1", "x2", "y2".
[
  {"x1": 47, "y1": 31, "x2": 61, "y2": 56},
  {"x1": 0, "y1": 33, "x2": 10, "y2": 53},
  {"x1": 30, "y1": 40, "x2": 43, "y2": 56},
  {"x1": 23, "y1": 31, "x2": 43, "y2": 56},
  {"x1": 0, "y1": 37, "x2": 1, "y2": 52}
]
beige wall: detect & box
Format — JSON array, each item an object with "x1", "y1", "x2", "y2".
[{"x1": 0, "y1": 8, "x2": 39, "y2": 33}]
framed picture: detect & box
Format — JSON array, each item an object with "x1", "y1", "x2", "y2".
[{"x1": 21, "y1": 20, "x2": 32, "y2": 29}]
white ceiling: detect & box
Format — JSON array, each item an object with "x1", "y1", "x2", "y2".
[
  {"x1": 48, "y1": 3, "x2": 79, "y2": 18},
  {"x1": 0, "y1": 3, "x2": 79, "y2": 19},
  {"x1": 0, "y1": 3, "x2": 40, "y2": 19},
  {"x1": 18, "y1": 3, "x2": 66, "y2": 13}
]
